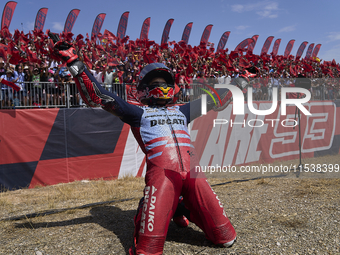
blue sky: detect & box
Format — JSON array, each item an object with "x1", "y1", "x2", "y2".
[{"x1": 4, "y1": 0, "x2": 340, "y2": 63}]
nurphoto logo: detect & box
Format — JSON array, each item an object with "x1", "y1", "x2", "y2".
[{"x1": 201, "y1": 84, "x2": 311, "y2": 116}]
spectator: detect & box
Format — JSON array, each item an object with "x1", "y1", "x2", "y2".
[
  {"x1": 54, "y1": 65, "x2": 65, "y2": 105},
  {"x1": 1, "y1": 69, "x2": 15, "y2": 107},
  {"x1": 40, "y1": 64, "x2": 49, "y2": 106},
  {"x1": 111, "y1": 72, "x2": 120, "y2": 95},
  {"x1": 30, "y1": 67, "x2": 42, "y2": 106},
  {"x1": 14, "y1": 64, "x2": 26, "y2": 106},
  {"x1": 67, "y1": 74, "x2": 78, "y2": 107},
  {"x1": 90, "y1": 65, "x2": 103, "y2": 84},
  {"x1": 122, "y1": 70, "x2": 133, "y2": 99},
  {"x1": 0, "y1": 27, "x2": 339, "y2": 106},
  {"x1": 260, "y1": 73, "x2": 268, "y2": 101},
  {"x1": 103, "y1": 65, "x2": 114, "y2": 92},
  {"x1": 0, "y1": 58, "x2": 6, "y2": 77},
  {"x1": 23, "y1": 65, "x2": 32, "y2": 105},
  {"x1": 46, "y1": 68, "x2": 56, "y2": 107}
]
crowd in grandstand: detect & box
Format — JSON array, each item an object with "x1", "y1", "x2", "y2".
[{"x1": 0, "y1": 27, "x2": 339, "y2": 108}]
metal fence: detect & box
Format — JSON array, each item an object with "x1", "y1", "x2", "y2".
[
  {"x1": 0, "y1": 82, "x2": 127, "y2": 109},
  {"x1": 0, "y1": 81, "x2": 339, "y2": 109}
]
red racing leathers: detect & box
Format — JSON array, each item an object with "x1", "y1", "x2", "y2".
[{"x1": 68, "y1": 61, "x2": 237, "y2": 255}]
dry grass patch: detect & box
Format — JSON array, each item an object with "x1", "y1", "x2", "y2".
[
  {"x1": 0, "y1": 176, "x2": 145, "y2": 221},
  {"x1": 273, "y1": 213, "x2": 308, "y2": 229},
  {"x1": 0, "y1": 196, "x2": 13, "y2": 209},
  {"x1": 256, "y1": 178, "x2": 272, "y2": 185},
  {"x1": 0, "y1": 157, "x2": 339, "y2": 255},
  {"x1": 291, "y1": 178, "x2": 340, "y2": 198}
]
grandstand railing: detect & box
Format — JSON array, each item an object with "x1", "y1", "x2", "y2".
[
  {"x1": 0, "y1": 82, "x2": 127, "y2": 109},
  {"x1": 0, "y1": 81, "x2": 338, "y2": 109}
]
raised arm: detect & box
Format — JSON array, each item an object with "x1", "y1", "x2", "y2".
[{"x1": 50, "y1": 33, "x2": 143, "y2": 126}]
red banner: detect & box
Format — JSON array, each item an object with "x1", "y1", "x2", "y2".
[
  {"x1": 271, "y1": 38, "x2": 281, "y2": 56},
  {"x1": 91, "y1": 13, "x2": 106, "y2": 39},
  {"x1": 248, "y1": 35, "x2": 259, "y2": 52},
  {"x1": 1, "y1": 101, "x2": 339, "y2": 189},
  {"x1": 216, "y1": 31, "x2": 230, "y2": 52},
  {"x1": 296, "y1": 41, "x2": 308, "y2": 58},
  {"x1": 103, "y1": 29, "x2": 116, "y2": 41},
  {"x1": 140, "y1": 17, "x2": 150, "y2": 40},
  {"x1": 181, "y1": 22, "x2": 193, "y2": 44},
  {"x1": 305, "y1": 43, "x2": 314, "y2": 59},
  {"x1": 0, "y1": 78, "x2": 20, "y2": 91},
  {"x1": 0, "y1": 108, "x2": 134, "y2": 189},
  {"x1": 284, "y1": 39, "x2": 295, "y2": 57},
  {"x1": 191, "y1": 101, "x2": 340, "y2": 167},
  {"x1": 312, "y1": 44, "x2": 321, "y2": 58},
  {"x1": 200, "y1": 24, "x2": 213, "y2": 44},
  {"x1": 235, "y1": 38, "x2": 254, "y2": 52},
  {"x1": 1, "y1": 1, "x2": 17, "y2": 29},
  {"x1": 64, "y1": 9, "x2": 80, "y2": 33},
  {"x1": 34, "y1": 8, "x2": 48, "y2": 31},
  {"x1": 161, "y1": 18, "x2": 174, "y2": 44},
  {"x1": 117, "y1": 11, "x2": 129, "y2": 40},
  {"x1": 260, "y1": 36, "x2": 274, "y2": 55},
  {"x1": 0, "y1": 43, "x2": 10, "y2": 60}
]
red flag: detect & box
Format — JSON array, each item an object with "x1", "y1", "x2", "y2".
[
  {"x1": 181, "y1": 22, "x2": 193, "y2": 44},
  {"x1": 34, "y1": 36, "x2": 49, "y2": 55},
  {"x1": 91, "y1": 47, "x2": 100, "y2": 62},
  {"x1": 146, "y1": 40, "x2": 156, "y2": 48},
  {"x1": 116, "y1": 45, "x2": 127, "y2": 59},
  {"x1": 76, "y1": 34, "x2": 84, "y2": 41},
  {"x1": 305, "y1": 43, "x2": 314, "y2": 59},
  {"x1": 140, "y1": 17, "x2": 151, "y2": 40},
  {"x1": 218, "y1": 54, "x2": 234, "y2": 71},
  {"x1": 229, "y1": 50, "x2": 239, "y2": 60},
  {"x1": 303, "y1": 63, "x2": 314, "y2": 73},
  {"x1": 64, "y1": 9, "x2": 80, "y2": 33},
  {"x1": 34, "y1": 8, "x2": 48, "y2": 31},
  {"x1": 103, "y1": 29, "x2": 117, "y2": 41},
  {"x1": 312, "y1": 44, "x2": 321, "y2": 58},
  {"x1": 161, "y1": 19, "x2": 174, "y2": 44},
  {"x1": 1, "y1": 1, "x2": 17, "y2": 29},
  {"x1": 82, "y1": 50, "x2": 93, "y2": 69},
  {"x1": 245, "y1": 52, "x2": 259, "y2": 66},
  {"x1": 0, "y1": 26, "x2": 12, "y2": 39},
  {"x1": 200, "y1": 24, "x2": 213, "y2": 44},
  {"x1": 331, "y1": 59, "x2": 337, "y2": 67},
  {"x1": 107, "y1": 57, "x2": 119, "y2": 66},
  {"x1": 271, "y1": 38, "x2": 281, "y2": 56},
  {"x1": 1, "y1": 78, "x2": 20, "y2": 91},
  {"x1": 8, "y1": 48, "x2": 22, "y2": 65},
  {"x1": 117, "y1": 11, "x2": 129, "y2": 40},
  {"x1": 239, "y1": 58, "x2": 251, "y2": 68},
  {"x1": 26, "y1": 48, "x2": 40, "y2": 64},
  {"x1": 0, "y1": 43, "x2": 11, "y2": 61},
  {"x1": 248, "y1": 35, "x2": 259, "y2": 52},
  {"x1": 60, "y1": 31, "x2": 74, "y2": 42},
  {"x1": 284, "y1": 39, "x2": 295, "y2": 57},
  {"x1": 296, "y1": 41, "x2": 308, "y2": 58},
  {"x1": 235, "y1": 38, "x2": 254, "y2": 52},
  {"x1": 120, "y1": 35, "x2": 129, "y2": 45},
  {"x1": 91, "y1": 13, "x2": 106, "y2": 39},
  {"x1": 186, "y1": 61, "x2": 193, "y2": 76},
  {"x1": 289, "y1": 65, "x2": 296, "y2": 77},
  {"x1": 260, "y1": 36, "x2": 274, "y2": 55},
  {"x1": 216, "y1": 31, "x2": 230, "y2": 52}
]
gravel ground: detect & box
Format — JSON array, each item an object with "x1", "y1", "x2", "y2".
[{"x1": 1, "y1": 161, "x2": 340, "y2": 254}]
